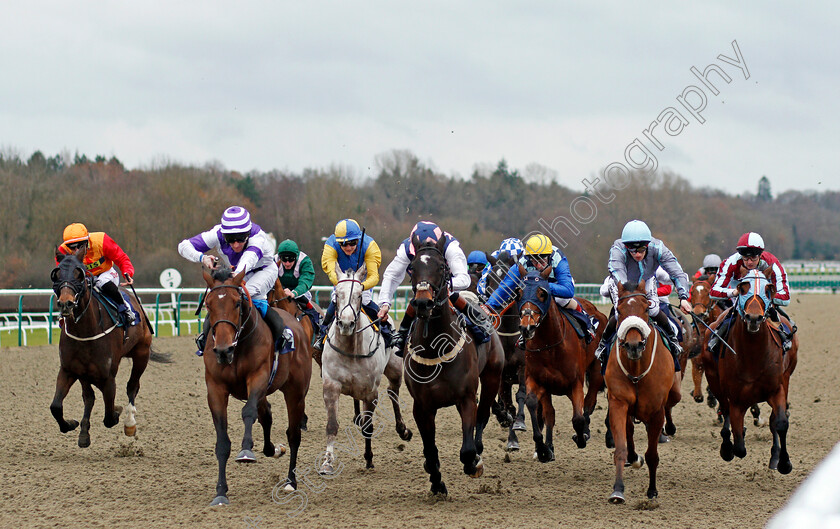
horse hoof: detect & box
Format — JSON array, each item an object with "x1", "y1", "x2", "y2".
[
  {"x1": 605, "y1": 432, "x2": 615, "y2": 449},
  {"x1": 658, "y1": 433, "x2": 670, "y2": 444},
  {"x1": 631, "y1": 456, "x2": 644, "y2": 469},
  {"x1": 78, "y1": 434, "x2": 90, "y2": 448},
  {"x1": 284, "y1": 483, "x2": 296, "y2": 492},
  {"x1": 274, "y1": 444, "x2": 287, "y2": 458},
  {"x1": 399, "y1": 428, "x2": 413, "y2": 442},
  {"x1": 777, "y1": 460, "x2": 793, "y2": 475},
  {"x1": 61, "y1": 420, "x2": 80, "y2": 433},
  {"x1": 572, "y1": 434, "x2": 587, "y2": 449},
  {"x1": 532, "y1": 451, "x2": 538, "y2": 460},
  {"x1": 506, "y1": 440, "x2": 520, "y2": 452},
  {"x1": 720, "y1": 444, "x2": 734, "y2": 462},
  {"x1": 469, "y1": 458, "x2": 484, "y2": 478},
  {"x1": 754, "y1": 418, "x2": 767, "y2": 428},
  {"x1": 512, "y1": 420, "x2": 527, "y2": 432},
  {"x1": 210, "y1": 495, "x2": 229, "y2": 506},
  {"x1": 694, "y1": 394, "x2": 704, "y2": 403},
  {"x1": 124, "y1": 425, "x2": 136, "y2": 437},
  {"x1": 665, "y1": 423, "x2": 676, "y2": 436},
  {"x1": 608, "y1": 491, "x2": 626, "y2": 504},
  {"x1": 707, "y1": 396, "x2": 717, "y2": 408},
  {"x1": 319, "y1": 462, "x2": 335, "y2": 476},
  {"x1": 235, "y1": 449, "x2": 257, "y2": 463}
]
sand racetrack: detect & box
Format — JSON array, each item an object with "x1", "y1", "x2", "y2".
[{"x1": 1, "y1": 295, "x2": 837, "y2": 529}]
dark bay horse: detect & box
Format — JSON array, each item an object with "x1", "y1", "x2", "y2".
[
  {"x1": 605, "y1": 280, "x2": 681, "y2": 504},
  {"x1": 517, "y1": 269, "x2": 604, "y2": 462},
  {"x1": 201, "y1": 265, "x2": 312, "y2": 506},
  {"x1": 704, "y1": 269, "x2": 798, "y2": 473},
  {"x1": 50, "y1": 250, "x2": 161, "y2": 448},
  {"x1": 403, "y1": 236, "x2": 504, "y2": 496},
  {"x1": 267, "y1": 280, "x2": 316, "y2": 345}
]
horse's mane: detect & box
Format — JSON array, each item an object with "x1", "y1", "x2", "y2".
[
  {"x1": 211, "y1": 265, "x2": 234, "y2": 282},
  {"x1": 622, "y1": 281, "x2": 640, "y2": 292}
]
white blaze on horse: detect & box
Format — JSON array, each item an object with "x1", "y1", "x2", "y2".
[{"x1": 319, "y1": 265, "x2": 412, "y2": 474}]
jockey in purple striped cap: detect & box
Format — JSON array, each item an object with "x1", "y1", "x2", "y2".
[
  {"x1": 377, "y1": 220, "x2": 494, "y2": 357},
  {"x1": 178, "y1": 206, "x2": 293, "y2": 356}
]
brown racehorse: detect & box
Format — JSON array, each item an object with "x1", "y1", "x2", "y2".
[
  {"x1": 201, "y1": 264, "x2": 312, "y2": 506},
  {"x1": 402, "y1": 236, "x2": 504, "y2": 496},
  {"x1": 517, "y1": 268, "x2": 604, "y2": 462},
  {"x1": 605, "y1": 280, "x2": 680, "y2": 504},
  {"x1": 50, "y1": 250, "x2": 162, "y2": 448},
  {"x1": 703, "y1": 268, "x2": 797, "y2": 473},
  {"x1": 266, "y1": 279, "x2": 317, "y2": 345},
  {"x1": 687, "y1": 278, "x2": 722, "y2": 405}
]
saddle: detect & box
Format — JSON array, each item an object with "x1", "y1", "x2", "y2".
[
  {"x1": 92, "y1": 288, "x2": 140, "y2": 328},
  {"x1": 558, "y1": 306, "x2": 593, "y2": 344}
]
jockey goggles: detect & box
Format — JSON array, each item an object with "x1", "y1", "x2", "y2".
[
  {"x1": 279, "y1": 254, "x2": 296, "y2": 263},
  {"x1": 738, "y1": 248, "x2": 762, "y2": 258},
  {"x1": 339, "y1": 240, "x2": 358, "y2": 248},
  {"x1": 624, "y1": 242, "x2": 648, "y2": 253},
  {"x1": 224, "y1": 232, "x2": 249, "y2": 244},
  {"x1": 66, "y1": 241, "x2": 88, "y2": 251}
]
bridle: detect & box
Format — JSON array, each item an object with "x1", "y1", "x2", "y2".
[
  {"x1": 207, "y1": 284, "x2": 255, "y2": 350},
  {"x1": 614, "y1": 292, "x2": 657, "y2": 383},
  {"x1": 52, "y1": 264, "x2": 94, "y2": 324},
  {"x1": 410, "y1": 245, "x2": 452, "y2": 312}
]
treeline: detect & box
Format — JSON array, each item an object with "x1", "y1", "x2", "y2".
[{"x1": 1, "y1": 148, "x2": 838, "y2": 289}]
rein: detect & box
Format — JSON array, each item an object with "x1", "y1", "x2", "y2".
[
  {"x1": 615, "y1": 327, "x2": 658, "y2": 384},
  {"x1": 326, "y1": 278, "x2": 383, "y2": 358}
]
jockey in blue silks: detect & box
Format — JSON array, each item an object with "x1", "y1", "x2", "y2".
[
  {"x1": 477, "y1": 237, "x2": 524, "y2": 298},
  {"x1": 484, "y1": 234, "x2": 593, "y2": 344},
  {"x1": 376, "y1": 221, "x2": 493, "y2": 357},
  {"x1": 467, "y1": 250, "x2": 489, "y2": 276},
  {"x1": 594, "y1": 219, "x2": 692, "y2": 370}
]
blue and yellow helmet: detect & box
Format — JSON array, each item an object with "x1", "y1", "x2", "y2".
[{"x1": 334, "y1": 219, "x2": 362, "y2": 243}]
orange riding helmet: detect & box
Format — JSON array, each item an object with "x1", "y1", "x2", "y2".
[{"x1": 63, "y1": 223, "x2": 90, "y2": 245}]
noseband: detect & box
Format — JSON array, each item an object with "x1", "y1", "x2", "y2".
[
  {"x1": 335, "y1": 277, "x2": 365, "y2": 331},
  {"x1": 207, "y1": 284, "x2": 254, "y2": 349},
  {"x1": 52, "y1": 265, "x2": 94, "y2": 323}
]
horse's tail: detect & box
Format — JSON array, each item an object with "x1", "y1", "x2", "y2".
[{"x1": 149, "y1": 346, "x2": 173, "y2": 363}]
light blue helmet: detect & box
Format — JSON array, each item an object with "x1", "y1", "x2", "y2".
[
  {"x1": 467, "y1": 250, "x2": 488, "y2": 266},
  {"x1": 621, "y1": 220, "x2": 652, "y2": 244}
]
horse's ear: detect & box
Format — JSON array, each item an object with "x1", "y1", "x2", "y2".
[
  {"x1": 335, "y1": 264, "x2": 345, "y2": 282},
  {"x1": 487, "y1": 253, "x2": 497, "y2": 266},
  {"x1": 540, "y1": 261, "x2": 553, "y2": 279},
  {"x1": 737, "y1": 265, "x2": 748, "y2": 279},
  {"x1": 50, "y1": 268, "x2": 60, "y2": 283},
  {"x1": 762, "y1": 267, "x2": 773, "y2": 280},
  {"x1": 55, "y1": 245, "x2": 64, "y2": 263},
  {"x1": 765, "y1": 281, "x2": 776, "y2": 300},
  {"x1": 355, "y1": 263, "x2": 367, "y2": 281},
  {"x1": 202, "y1": 266, "x2": 214, "y2": 287},
  {"x1": 517, "y1": 263, "x2": 526, "y2": 277},
  {"x1": 738, "y1": 281, "x2": 750, "y2": 296},
  {"x1": 74, "y1": 267, "x2": 85, "y2": 282},
  {"x1": 436, "y1": 234, "x2": 446, "y2": 253},
  {"x1": 638, "y1": 279, "x2": 646, "y2": 292},
  {"x1": 233, "y1": 268, "x2": 247, "y2": 286}
]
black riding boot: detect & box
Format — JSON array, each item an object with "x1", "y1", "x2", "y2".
[
  {"x1": 196, "y1": 315, "x2": 210, "y2": 356},
  {"x1": 391, "y1": 304, "x2": 416, "y2": 358},
  {"x1": 264, "y1": 308, "x2": 294, "y2": 354},
  {"x1": 595, "y1": 311, "x2": 617, "y2": 366},
  {"x1": 770, "y1": 305, "x2": 796, "y2": 352},
  {"x1": 101, "y1": 281, "x2": 134, "y2": 327},
  {"x1": 652, "y1": 309, "x2": 682, "y2": 367},
  {"x1": 313, "y1": 301, "x2": 336, "y2": 352}
]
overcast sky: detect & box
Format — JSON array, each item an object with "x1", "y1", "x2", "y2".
[{"x1": 1, "y1": 1, "x2": 836, "y2": 195}]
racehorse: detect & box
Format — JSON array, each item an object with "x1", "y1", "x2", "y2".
[
  {"x1": 605, "y1": 280, "x2": 681, "y2": 504},
  {"x1": 688, "y1": 278, "x2": 722, "y2": 405},
  {"x1": 517, "y1": 268, "x2": 604, "y2": 462},
  {"x1": 318, "y1": 265, "x2": 412, "y2": 475},
  {"x1": 200, "y1": 264, "x2": 312, "y2": 506},
  {"x1": 403, "y1": 235, "x2": 504, "y2": 496},
  {"x1": 704, "y1": 268, "x2": 797, "y2": 473},
  {"x1": 50, "y1": 249, "x2": 161, "y2": 448},
  {"x1": 266, "y1": 279, "x2": 317, "y2": 345}
]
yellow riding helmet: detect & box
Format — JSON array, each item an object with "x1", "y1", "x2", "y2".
[
  {"x1": 334, "y1": 219, "x2": 362, "y2": 243},
  {"x1": 63, "y1": 223, "x2": 90, "y2": 245},
  {"x1": 524, "y1": 234, "x2": 553, "y2": 256}
]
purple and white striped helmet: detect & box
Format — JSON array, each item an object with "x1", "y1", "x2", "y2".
[{"x1": 220, "y1": 206, "x2": 252, "y2": 233}]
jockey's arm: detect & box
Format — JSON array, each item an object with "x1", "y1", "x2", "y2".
[
  {"x1": 607, "y1": 241, "x2": 629, "y2": 285},
  {"x1": 293, "y1": 256, "x2": 316, "y2": 297},
  {"x1": 655, "y1": 243, "x2": 690, "y2": 300},
  {"x1": 549, "y1": 256, "x2": 574, "y2": 299},
  {"x1": 361, "y1": 240, "x2": 382, "y2": 291},
  {"x1": 710, "y1": 255, "x2": 739, "y2": 300},
  {"x1": 486, "y1": 264, "x2": 521, "y2": 310},
  {"x1": 321, "y1": 244, "x2": 339, "y2": 286},
  {"x1": 769, "y1": 260, "x2": 791, "y2": 306},
  {"x1": 102, "y1": 233, "x2": 135, "y2": 278},
  {"x1": 376, "y1": 246, "x2": 411, "y2": 307},
  {"x1": 445, "y1": 240, "x2": 471, "y2": 292},
  {"x1": 178, "y1": 229, "x2": 219, "y2": 268}
]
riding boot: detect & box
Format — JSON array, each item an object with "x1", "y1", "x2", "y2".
[
  {"x1": 652, "y1": 309, "x2": 682, "y2": 358},
  {"x1": 450, "y1": 292, "x2": 493, "y2": 343},
  {"x1": 101, "y1": 281, "x2": 134, "y2": 327},
  {"x1": 313, "y1": 301, "x2": 336, "y2": 352},
  {"x1": 770, "y1": 305, "x2": 795, "y2": 352},
  {"x1": 391, "y1": 304, "x2": 416, "y2": 358},
  {"x1": 195, "y1": 315, "x2": 210, "y2": 356},
  {"x1": 264, "y1": 308, "x2": 294, "y2": 355},
  {"x1": 595, "y1": 311, "x2": 617, "y2": 366},
  {"x1": 362, "y1": 301, "x2": 391, "y2": 348}
]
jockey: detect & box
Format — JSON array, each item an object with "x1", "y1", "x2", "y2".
[
  {"x1": 467, "y1": 250, "x2": 489, "y2": 276},
  {"x1": 484, "y1": 233, "x2": 593, "y2": 344},
  {"x1": 313, "y1": 219, "x2": 388, "y2": 352},
  {"x1": 477, "y1": 237, "x2": 524, "y2": 298},
  {"x1": 57, "y1": 223, "x2": 136, "y2": 328},
  {"x1": 708, "y1": 232, "x2": 795, "y2": 353},
  {"x1": 694, "y1": 254, "x2": 722, "y2": 280},
  {"x1": 595, "y1": 220, "x2": 692, "y2": 367},
  {"x1": 178, "y1": 206, "x2": 293, "y2": 356},
  {"x1": 377, "y1": 221, "x2": 492, "y2": 357},
  {"x1": 275, "y1": 239, "x2": 321, "y2": 328}
]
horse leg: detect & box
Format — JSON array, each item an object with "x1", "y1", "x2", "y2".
[
  {"x1": 730, "y1": 404, "x2": 747, "y2": 459},
  {"x1": 208, "y1": 385, "x2": 231, "y2": 505},
  {"x1": 50, "y1": 369, "x2": 79, "y2": 433},
  {"x1": 353, "y1": 399, "x2": 362, "y2": 428},
  {"x1": 583, "y1": 357, "x2": 604, "y2": 418},
  {"x1": 492, "y1": 379, "x2": 513, "y2": 429},
  {"x1": 456, "y1": 396, "x2": 481, "y2": 477},
  {"x1": 526, "y1": 387, "x2": 550, "y2": 463},
  {"x1": 750, "y1": 404, "x2": 766, "y2": 427},
  {"x1": 235, "y1": 376, "x2": 265, "y2": 463},
  {"x1": 690, "y1": 358, "x2": 704, "y2": 403},
  {"x1": 513, "y1": 378, "x2": 527, "y2": 431},
  {"x1": 257, "y1": 397, "x2": 282, "y2": 458},
  {"x1": 361, "y1": 398, "x2": 377, "y2": 469},
  {"x1": 626, "y1": 414, "x2": 641, "y2": 467},
  {"x1": 78, "y1": 381, "x2": 95, "y2": 448},
  {"x1": 124, "y1": 348, "x2": 149, "y2": 437},
  {"x1": 768, "y1": 388, "x2": 792, "y2": 474},
  {"x1": 608, "y1": 399, "x2": 629, "y2": 504},
  {"x1": 476, "y1": 352, "x2": 503, "y2": 457},
  {"x1": 384, "y1": 353, "x2": 412, "y2": 441},
  {"x1": 570, "y1": 382, "x2": 588, "y2": 449},
  {"x1": 283, "y1": 386, "x2": 306, "y2": 491},
  {"x1": 663, "y1": 372, "x2": 682, "y2": 437},
  {"x1": 414, "y1": 404, "x2": 446, "y2": 496},
  {"x1": 719, "y1": 404, "x2": 734, "y2": 461},
  {"x1": 101, "y1": 376, "x2": 122, "y2": 428},
  {"x1": 320, "y1": 378, "x2": 342, "y2": 475},
  {"x1": 644, "y1": 410, "x2": 665, "y2": 500}
]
